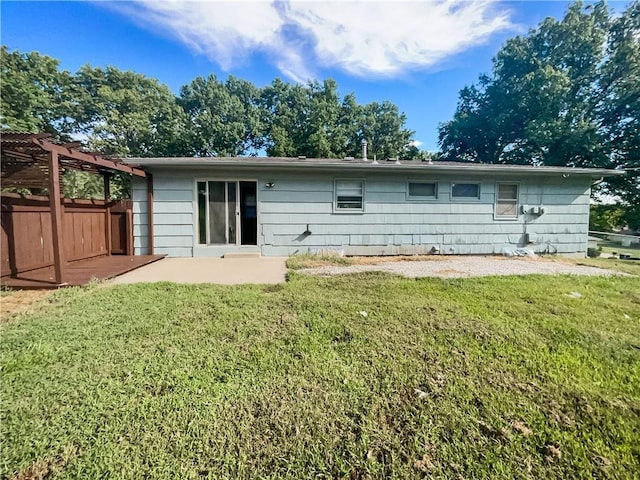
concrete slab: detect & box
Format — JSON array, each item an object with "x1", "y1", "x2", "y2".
[{"x1": 108, "y1": 257, "x2": 287, "y2": 285}]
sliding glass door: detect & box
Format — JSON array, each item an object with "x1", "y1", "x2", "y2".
[{"x1": 197, "y1": 180, "x2": 257, "y2": 246}]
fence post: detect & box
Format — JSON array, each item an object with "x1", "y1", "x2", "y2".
[
  {"x1": 104, "y1": 173, "x2": 111, "y2": 256},
  {"x1": 48, "y1": 151, "x2": 66, "y2": 284}
]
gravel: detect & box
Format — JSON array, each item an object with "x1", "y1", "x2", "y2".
[{"x1": 300, "y1": 256, "x2": 631, "y2": 279}]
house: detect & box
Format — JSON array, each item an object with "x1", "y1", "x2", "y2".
[{"x1": 124, "y1": 156, "x2": 623, "y2": 258}]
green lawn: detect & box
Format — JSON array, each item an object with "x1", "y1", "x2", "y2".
[
  {"x1": 2, "y1": 273, "x2": 639, "y2": 479},
  {"x1": 572, "y1": 256, "x2": 640, "y2": 276}
]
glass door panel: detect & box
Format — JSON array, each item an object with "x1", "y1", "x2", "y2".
[
  {"x1": 208, "y1": 181, "x2": 226, "y2": 244},
  {"x1": 227, "y1": 181, "x2": 237, "y2": 244}
]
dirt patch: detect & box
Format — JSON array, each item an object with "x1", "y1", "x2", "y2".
[
  {"x1": 1, "y1": 290, "x2": 51, "y2": 320},
  {"x1": 299, "y1": 256, "x2": 632, "y2": 279},
  {"x1": 12, "y1": 459, "x2": 56, "y2": 480},
  {"x1": 11, "y1": 445, "x2": 77, "y2": 480},
  {"x1": 348, "y1": 255, "x2": 443, "y2": 265}
]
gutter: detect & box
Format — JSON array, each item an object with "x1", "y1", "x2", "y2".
[{"x1": 123, "y1": 158, "x2": 625, "y2": 178}]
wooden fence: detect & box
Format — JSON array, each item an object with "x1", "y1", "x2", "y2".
[{"x1": 1, "y1": 194, "x2": 133, "y2": 277}]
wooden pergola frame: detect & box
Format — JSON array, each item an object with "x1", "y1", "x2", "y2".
[{"x1": 1, "y1": 133, "x2": 154, "y2": 285}]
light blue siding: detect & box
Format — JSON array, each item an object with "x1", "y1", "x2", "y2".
[
  {"x1": 132, "y1": 176, "x2": 194, "y2": 256},
  {"x1": 133, "y1": 169, "x2": 592, "y2": 257}
]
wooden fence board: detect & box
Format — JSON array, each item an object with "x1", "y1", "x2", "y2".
[{"x1": 1, "y1": 195, "x2": 133, "y2": 277}]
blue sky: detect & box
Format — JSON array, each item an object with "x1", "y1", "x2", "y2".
[{"x1": 1, "y1": 1, "x2": 621, "y2": 151}]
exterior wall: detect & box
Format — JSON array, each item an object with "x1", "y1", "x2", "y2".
[
  {"x1": 132, "y1": 175, "x2": 195, "y2": 256},
  {"x1": 133, "y1": 168, "x2": 591, "y2": 257}
]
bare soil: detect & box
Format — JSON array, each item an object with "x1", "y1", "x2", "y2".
[{"x1": 1, "y1": 290, "x2": 51, "y2": 320}]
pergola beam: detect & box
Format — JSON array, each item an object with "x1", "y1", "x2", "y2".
[
  {"x1": 1, "y1": 149, "x2": 39, "y2": 162},
  {"x1": 34, "y1": 139, "x2": 147, "y2": 177}
]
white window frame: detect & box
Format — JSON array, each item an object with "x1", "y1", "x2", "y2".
[
  {"x1": 494, "y1": 182, "x2": 520, "y2": 220},
  {"x1": 334, "y1": 179, "x2": 365, "y2": 213},
  {"x1": 451, "y1": 181, "x2": 481, "y2": 201},
  {"x1": 406, "y1": 181, "x2": 438, "y2": 201}
]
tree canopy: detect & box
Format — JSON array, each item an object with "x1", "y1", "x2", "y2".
[
  {"x1": 1, "y1": 46, "x2": 69, "y2": 135},
  {"x1": 0, "y1": 48, "x2": 418, "y2": 162},
  {"x1": 439, "y1": 0, "x2": 639, "y2": 224}
]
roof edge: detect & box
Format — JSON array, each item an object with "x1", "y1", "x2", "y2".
[{"x1": 122, "y1": 157, "x2": 625, "y2": 177}]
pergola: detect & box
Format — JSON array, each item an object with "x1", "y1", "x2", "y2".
[{"x1": 1, "y1": 132, "x2": 153, "y2": 285}]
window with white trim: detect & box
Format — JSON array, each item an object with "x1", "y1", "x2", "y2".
[
  {"x1": 451, "y1": 182, "x2": 480, "y2": 198},
  {"x1": 335, "y1": 180, "x2": 364, "y2": 211},
  {"x1": 495, "y1": 183, "x2": 519, "y2": 219},
  {"x1": 408, "y1": 182, "x2": 437, "y2": 199}
]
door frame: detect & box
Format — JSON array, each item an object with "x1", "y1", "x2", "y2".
[{"x1": 194, "y1": 178, "x2": 259, "y2": 248}]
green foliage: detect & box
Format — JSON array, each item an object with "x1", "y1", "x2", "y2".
[
  {"x1": 179, "y1": 75, "x2": 264, "y2": 156},
  {"x1": 61, "y1": 171, "x2": 130, "y2": 200},
  {"x1": 360, "y1": 101, "x2": 414, "y2": 160},
  {"x1": 439, "y1": 1, "x2": 640, "y2": 207},
  {"x1": 62, "y1": 171, "x2": 104, "y2": 199},
  {"x1": 0, "y1": 46, "x2": 70, "y2": 135},
  {"x1": 260, "y1": 79, "x2": 416, "y2": 159},
  {"x1": 1, "y1": 274, "x2": 639, "y2": 478},
  {"x1": 2, "y1": 46, "x2": 416, "y2": 163},
  {"x1": 589, "y1": 204, "x2": 626, "y2": 232},
  {"x1": 622, "y1": 204, "x2": 640, "y2": 231},
  {"x1": 70, "y1": 65, "x2": 186, "y2": 157}
]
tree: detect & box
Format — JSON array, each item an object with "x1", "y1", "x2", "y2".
[
  {"x1": 359, "y1": 101, "x2": 414, "y2": 160},
  {"x1": 179, "y1": 75, "x2": 263, "y2": 156},
  {"x1": 596, "y1": 1, "x2": 640, "y2": 226},
  {"x1": 260, "y1": 79, "x2": 313, "y2": 157},
  {"x1": 304, "y1": 79, "x2": 342, "y2": 158},
  {"x1": 70, "y1": 65, "x2": 186, "y2": 157},
  {"x1": 439, "y1": 1, "x2": 639, "y2": 208},
  {"x1": 63, "y1": 171, "x2": 105, "y2": 199},
  {"x1": 260, "y1": 79, "x2": 415, "y2": 159},
  {"x1": 0, "y1": 46, "x2": 70, "y2": 135},
  {"x1": 334, "y1": 93, "x2": 362, "y2": 158},
  {"x1": 2, "y1": 46, "x2": 417, "y2": 163},
  {"x1": 589, "y1": 204, "x2": 626, "y2": 232}
]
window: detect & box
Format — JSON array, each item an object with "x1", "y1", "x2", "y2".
[
  {"x1": 496, "y1": 183, "x2": 519, "y2": 219},
  {"x1": 408, "y1": 182, "x2": 437, "y2": 199},
  {"x1": 335, "y1": 180, "x2": 364, "y2": 211},
  {"x1": 451, "y1": 182, "x2": 480, "y2": 198}
]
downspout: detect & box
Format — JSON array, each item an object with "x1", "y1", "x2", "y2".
[{"x1": 147, "y1": 173, "x2": 154, "y2": 255}]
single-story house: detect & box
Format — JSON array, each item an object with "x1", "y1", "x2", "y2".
[{"x1": 124, "y1": 157, "x2": 623, "y2": 257}]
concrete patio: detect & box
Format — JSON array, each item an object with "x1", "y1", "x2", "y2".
[{"x1": 109, "y1": 257, "x2": 287, "y2": 285}]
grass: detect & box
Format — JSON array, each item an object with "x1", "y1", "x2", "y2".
[
  {"x1": 1, "y1": 273, "x2": 639, "y2": 479},
  {"x1": 589, "y1": 237, "x2": 640, "y2": 261},
  {"x1": 287, "y1": 253, "x2": 463, "y2": 270},
  {"x1": 597, "y1": 240, "x2": 640, "y2": 257},
  {"x1": 570, "y1": 257, "x2": 640, "y2": 276},
  {"x1": 287, "y1": 251, "x2": 640, "y2": 277},
  {"x1": 286, "y1": 253, "x2": 354, "y2": 269}
]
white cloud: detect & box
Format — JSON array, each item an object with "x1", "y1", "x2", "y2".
[
  {"x1": 110, "y1": 0, "x2": 513, "y2": 81},
  {"x1": 286, "y1": 0, "x2": 512, "y2": 76},
  {"x1": 409, "y1": 140, "x2": 423, "y2": 148}
]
